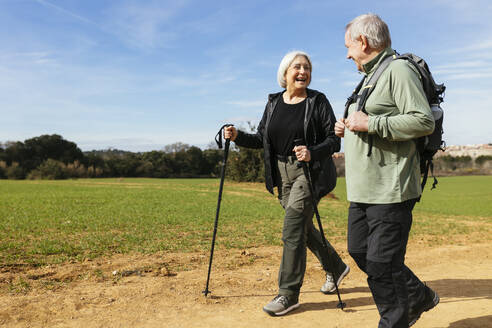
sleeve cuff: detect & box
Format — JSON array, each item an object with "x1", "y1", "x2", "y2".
[
  {"x1": 368, "y1": 116, "x2": 377, "y2": 134},
  {"x1": 308, "y1": 146, "x2": 318, "y2": 162}
]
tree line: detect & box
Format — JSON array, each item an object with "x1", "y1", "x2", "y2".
[
  {"x1": 0, "y1": 134, "x2": 264, "y2": 181},
  {"x1": 0, "y1": 134, "x2": 489, "y2": 180}
]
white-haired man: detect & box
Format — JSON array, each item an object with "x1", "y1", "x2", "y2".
[{"x1": 335, "y1": 13, "x2": 439, "y2": 327}]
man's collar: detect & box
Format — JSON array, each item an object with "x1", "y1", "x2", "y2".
[{"x1": 362, "y1": 47, "x2": 395, "y2": 75}]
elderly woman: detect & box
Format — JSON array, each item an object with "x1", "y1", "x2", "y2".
[{"x1": 224, "y1": 51, "x2": 349, "y2": 316}]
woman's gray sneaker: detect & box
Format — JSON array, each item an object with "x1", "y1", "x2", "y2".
[
  {"x1": 321, "y1": 272, "x2": 335, "y2": 293},
  {"x1": 320, "y1": 264, "x2": 350, "y2": 294},
  {"x1": 263, "y1": 295, "x2": 299, "y2": 316}
]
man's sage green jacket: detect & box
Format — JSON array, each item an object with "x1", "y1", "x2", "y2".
[{"x1": 344, "y1": 47, "x2": 435, "y2": 204}]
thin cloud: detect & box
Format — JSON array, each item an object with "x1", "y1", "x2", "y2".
[
  {"x1": 442, "y1": 71, "x2": 492, "y2": 80},
  {"x1": 314, "y1": 78, "x2": 333, "y2": 84},
  {"x1": 34, "y1": 0, "x2": 96, "y2": 26},
  {"x1": 182, "y1": 4, "x2": 240, "y2": 36},
  {"x1": 449, "y1": 40, "x2": 492, "y2": 53},
  {"x1": 225, "y1": 100, "x2": 265, "y2": 108},
  {"x1": 342, "y1": 80, "x2": 360, "y2": 87},
  {"x1": 102, "y1": 1, "x2": 189, "y2": 50},
  {"x1": 448, "y1": 88, "x2": 490, "y2": 96},
  {"x1": 434, "y1": 60, "x2": 487, "y2": 70},
  {"x1": 0, "y1": 51, "x2": 56, "y2": 66},
  {"x1": 439, "y1": 97, "x2": 492, "y2": 145},
  {"x1": 222, "y1": 118, "x2": 261, "y2": 132},
  {"x1": 434, "y1": 59, "x2": 492, "y2": 81},
  {"x1": 149, "y1": 71, "x2": 239, "y2": 91}
]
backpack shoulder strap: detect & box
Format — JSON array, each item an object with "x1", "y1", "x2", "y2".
[
  {"x1": 343, "y1": 77, "x2": 364, "y2": 119},
  {"x1": 354, "y1": 54, "x2": 395, "y2": 156},
  {"x1": 357, "y1": 54, "x2": 396, "y2": 112},
  {"x1": 344, "y1": 54, "x2": 396, "y2": 119}
]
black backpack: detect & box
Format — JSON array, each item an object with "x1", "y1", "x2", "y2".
[{"x1": 344, "y1": 52, "x2": 446, "y2": 194}]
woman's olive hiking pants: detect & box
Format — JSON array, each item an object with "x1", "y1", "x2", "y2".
[{"x1": 275, "y1": 157, "x2": 346, "y2": 297}]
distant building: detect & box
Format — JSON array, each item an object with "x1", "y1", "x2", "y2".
[
  {"x1": 334, "y1": 143, "x2": 492, "y2": 159},
  {"x1": 438, "y1": 144, "x2": 492, "y2": 158}
]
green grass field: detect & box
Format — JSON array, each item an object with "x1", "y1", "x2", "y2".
[{"x1": 1, "y1": 176, "x2": 491, "y2": 266}]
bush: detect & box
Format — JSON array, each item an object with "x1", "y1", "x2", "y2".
[
  {"x1": 226, "y1": 123, "x2": 265, "y2": 183},
  {"x1": 441, "y1": 155, "x2": 472, "y2": 163},
  {"x1": 0, "y1": 161, "x2": 6, "y2": 179},
  {"x1": 227, "y1": 146, "x2": 265, "y2": 182},
  {"x1": 436, "y1": 155, "x2": 473, "y2": 172},
  {"x1": 87, "y1": 165, "x2": 103, "y2": 178},
  {"x1": 6, "y1": 162, "x2": 25, "y2": 179},
  {"x1": 475, "y1": 155, "x2": 492, "y2": 166},
  {"x1": 65, "y1": 160, "x2": 87, "y2": 178},
  {"x1": 136, "y1": 161, "x2": 154, "y2": 177},
  {"x1": 28, "y1": 159, "x2": 67, "y2": 180}
]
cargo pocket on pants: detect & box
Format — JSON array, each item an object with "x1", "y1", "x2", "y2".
[{"x1": 286, "y1": 181, "x2": 308, "y2": 213}]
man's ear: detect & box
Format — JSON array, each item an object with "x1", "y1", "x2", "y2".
[{"x1": 360, "y1": 35, "x2": 369, "y2": 51}]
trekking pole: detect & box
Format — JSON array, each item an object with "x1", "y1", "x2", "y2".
[
  {"x1": 203, "y1": 124, "x2": 233, "y2": 297},
  {"x1": 294, "y1": 138, "x2": 346, "y2": 310}
]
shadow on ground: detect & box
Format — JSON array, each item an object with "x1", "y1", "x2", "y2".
[
  {"x1": 427, "y1": 279, "x2": 492, "y2": 298},
  {"x1": 294, "y1": 278, "x2": 492, "y2": 314},
  {"x1": 448, "y1": 315, "x2": 492, "y2": 328}
]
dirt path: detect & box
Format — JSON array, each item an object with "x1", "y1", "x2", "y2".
[{"x1": 1, "y1": 242, "x2": 491, "y2": 328}]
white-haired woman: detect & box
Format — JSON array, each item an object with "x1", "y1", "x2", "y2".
[{"x1": 224, "y1": 51, "x2": 349, "y2": 316}]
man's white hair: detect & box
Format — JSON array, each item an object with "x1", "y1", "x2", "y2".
[
  {"x1": 277, "y1": 50, "x2": 312, "y2": 89},
  {"x1": 346, "y1": 13, "x2": 391, "y2": 50}
]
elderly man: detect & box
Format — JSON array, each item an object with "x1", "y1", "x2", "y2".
[{"x1": 335, "y1": 14, "x2": 439, "y2": 327}]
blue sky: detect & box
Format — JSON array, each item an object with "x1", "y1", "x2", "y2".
[{"x1": 1, "y1": 0, "x2": 491, "y2": 151}]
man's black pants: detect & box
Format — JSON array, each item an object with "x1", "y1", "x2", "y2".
[{"x1": 348, "y1": 199, "x2": 426, "y2": 328}]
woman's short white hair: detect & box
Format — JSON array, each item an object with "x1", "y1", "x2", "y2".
[
  {"x1": 277, "y1": 50, "x2": 312, "y2": 89},
  {"x1": 346, "y1": 13, "x2": 391, "y2": 50}
]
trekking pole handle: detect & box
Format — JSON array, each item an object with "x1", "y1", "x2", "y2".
[
  {"x1": 293, "y1": 138, "x2": 304, "y2": 147},
  {"x1": 293, "y1": 138, "x2": 305, "y2": 168},
  {"x1": 224, "y1": 124, "x2": 234, "y2": 140},
  {"x1": 215, "y1": 124, "x2": 234, "y2": 149}
]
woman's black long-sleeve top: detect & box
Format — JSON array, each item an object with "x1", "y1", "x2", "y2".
[{"x1": 235, "y1": 88, "x2": 340, "y2": 200}]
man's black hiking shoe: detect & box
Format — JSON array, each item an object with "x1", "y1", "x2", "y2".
[
  {"x1": 409, "y1": 286, "x2": 439, "y2": 326},
  {"x1": 263, "y1": 295, "x2": 300, "y2": 316}
]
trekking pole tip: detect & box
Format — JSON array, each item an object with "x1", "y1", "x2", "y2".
[
  {"x1": 337, "y1": 301, "x2": 346, "y2": 310},
  {"x1": 202, "y1": 289, "x2": 211, "y2": 297}
]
